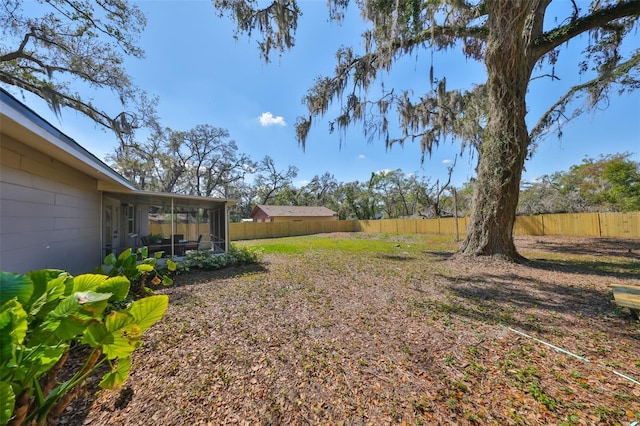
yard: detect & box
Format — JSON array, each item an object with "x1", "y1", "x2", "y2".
[{"x1": 68, "y1": 233, "x2": 639, "y2": 425}]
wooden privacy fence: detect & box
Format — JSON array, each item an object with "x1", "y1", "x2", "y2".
[
  {"x1": 229, "y1": 211, "x2": 639, "y2": 241},
  {"x1": 513, "y1": 212, "x2": 639, "y2": 237},
  {"x1": 230, "y1": 220, "x2": 357, "y2": 241}
]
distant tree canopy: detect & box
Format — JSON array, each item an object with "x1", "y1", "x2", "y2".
[
  {"x1": 215, "y1": 0, "x2": 640, "y2": 261},
  {"x1": 110, "y1": 124, "x2": 637, "y2": 222},
  {"x1": 0, "y1": 0, "x2": 155, "y2": 141},
  {"x1": 109, "y1": 124, "x2": 255, "y2": 197},
  {"x1": 519, "y1": 153, "x2": 640, "y2": 214}
]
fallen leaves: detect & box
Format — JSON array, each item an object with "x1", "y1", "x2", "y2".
[{"x1": 64, "y1": 235, "x2": 639, "y2": 425}]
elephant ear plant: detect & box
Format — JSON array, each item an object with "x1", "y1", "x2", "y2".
[
  {"x1": 97, "y1": 247, "x2": 176, "y2": 296},
  {"x1": 0, "y1": 263, "x2": 169, "y2": 425}
]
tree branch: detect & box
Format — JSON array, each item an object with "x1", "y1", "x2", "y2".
[
  {"x1": 0, "y1": 32, "x2": 33, "y2": 62},
  {"x1": 0, "y1": 71, "x2": 124, "y2": 131},
  {"x1": 531, "y1": 0, "x2": 640, "y2": 59},
  {"x1": 529, "y1": 50, "x2": 640, "y2": 142},
  {"x1": 398, "y1": 23, "x2": 489, "y2": 51}
]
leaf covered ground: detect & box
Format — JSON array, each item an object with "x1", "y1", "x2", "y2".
[{"x1": 68, "y1": 234, "x2": 639, "y2": 425}]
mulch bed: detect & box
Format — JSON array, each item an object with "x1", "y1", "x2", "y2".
[{"x1": 63, "y1": 235, "x2": 639, "y2": 425}]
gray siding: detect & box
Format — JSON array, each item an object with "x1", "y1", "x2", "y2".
[{"x1": 1, "y1": 135, "x2": 102, "y2": 274}]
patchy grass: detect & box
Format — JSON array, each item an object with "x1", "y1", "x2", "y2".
[
  {"x1": 66, "y1": 234, "x2": 640, "y2": 425},
  {"x1": 235, "y1": 232, "x2": 459, "y2": 255}
]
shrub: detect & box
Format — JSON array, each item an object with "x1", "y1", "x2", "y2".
[
  {"x1": 0, "y1": 250, "x2": 171, "y2": 425},
  {"x1": 174, "y1": 243, "x2": 261, "y2": 274}
]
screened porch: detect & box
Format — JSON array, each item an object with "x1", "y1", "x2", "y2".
[{"x1": 102, "y1": 191, "x2": 235, "y2": 258}]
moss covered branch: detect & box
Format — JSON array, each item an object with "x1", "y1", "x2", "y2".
[{"x1": 532, "y1": 0, "x2": 640, "y2": 59}]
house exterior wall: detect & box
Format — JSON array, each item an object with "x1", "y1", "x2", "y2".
[
  {"x1": 271, "y1": 215, "x2": 338, "y2": 222},
  {"x1": 1, "y1": 134, "x2": 102, "y2": 274},
  {"x1": 252, "y1": 210, "x2": 270, "y2": 222}
]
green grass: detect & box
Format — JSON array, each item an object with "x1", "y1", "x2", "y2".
[
  {"x1": 234, "y1": 233, "x2": 459, "y2": 255},
  {"x1": 236, "y1": 233, "x2": 638, "y2": 278}
]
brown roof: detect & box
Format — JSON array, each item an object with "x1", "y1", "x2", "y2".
[{"x1": 250, "y1": 205, "x2": 338, "y2": 218}]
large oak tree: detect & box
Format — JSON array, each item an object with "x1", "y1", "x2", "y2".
[{"x1": 216, "y1": 0, "x2": 640, "y2": 260}]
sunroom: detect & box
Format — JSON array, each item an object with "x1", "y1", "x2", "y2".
[{"x1": 102, "y1": 191, "x2": 235, "y2": 259}]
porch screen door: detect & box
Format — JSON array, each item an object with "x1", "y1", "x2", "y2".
[{"x1": 103, "y1": 199, "x2": 120, "y2": 256}]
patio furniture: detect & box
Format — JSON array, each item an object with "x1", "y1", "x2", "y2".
[
  {"x1": 141, "y1": 234, "x2": 206, "y2": 256},
  {"x1": 183, "y1": 234, "x2": 202, "y2": 251}
]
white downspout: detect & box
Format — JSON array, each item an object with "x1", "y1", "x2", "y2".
[
  {"x1": 225, "y1": 202, "x2": 231, "y2": 253},
  {"x1": 100, "y1": 194, "x2": 104, "y2": 262},
  {"x1": 171, "y1": 197, "x2": 175, "y2": 257}
]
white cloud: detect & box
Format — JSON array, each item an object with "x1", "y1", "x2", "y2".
[
  {"x1": 259, "y1": 112, "x2": 286, "y2": 127},
  {"x1": 442, "y1": 159, "x2": 452, "y2": 164},
  {"x1": 357, "y1": 154, "x2": 366, "y2": 159},
  {"x1": 297, "y1": 179, "x2": 310, "y2": 186},
  {"x1": 376, "y1": 168, "x2": 392, "y2": 175}
]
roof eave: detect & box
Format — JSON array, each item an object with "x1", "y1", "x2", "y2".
[{"x1": 1, "y1": 89, "x2": 136, "y2": 191}]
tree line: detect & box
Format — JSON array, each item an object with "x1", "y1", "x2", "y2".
[{"x1": 108, "y1": 126, "x2": 639, "y2": 222}]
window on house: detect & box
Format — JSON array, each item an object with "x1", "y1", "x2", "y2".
[{"x1": 126, "y1": 205, "x2": 135, "y2": 234}]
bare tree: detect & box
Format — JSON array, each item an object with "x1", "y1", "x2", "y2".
[{"x1": 253, "y1": 156, "x2": 299, "y2": 205}]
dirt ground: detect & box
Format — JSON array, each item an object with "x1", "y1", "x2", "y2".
[{"x1": 64, "y1": 234, "x2": 639, "y2": 425}]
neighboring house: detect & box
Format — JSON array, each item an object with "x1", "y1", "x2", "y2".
[
  {"x1": 0, "y1": 89, "x2": 235, "y2": 274},
  {"x1": 249, "y1": 205, "x2": 338, "y2": 222}
]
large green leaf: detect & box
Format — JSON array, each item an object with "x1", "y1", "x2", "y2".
[
  {"x1": 102, "y1": 312, "x2": 138, "y2": 359},
  {"x1": 50, "y1": 291, "x2": 112, "y2": 339},
  {"x1": 127, "y1": 295, "x2": 168, "y2": 332},
  {"x1": 166, "y1": 259, "x2": 177, "y2": 272},
  {"x1": 28, "y1": 275, "x2": 67, "y2": 319},
  {"x1": 24, "y1": 269, "x2": 65, "y2": 308},
  {"x1": 136, "y1": 246, "x2": 149, "y2": 258},
  {"x1": 82, "y1": 323, "x2": 111, "y2": 348},
  {"x1": 0, "y1": 271, "x2": 33, "y2": 305},
  {"x1": 72, "y1": 274, "x2": 109, "y2": 294},
  {"x1": 55, "y1": 315, "x2": 92, "y2": 340},
  {"x1": 99, "y1": 356, "x2": 131, "y2": 389},
  {"x1": 122, "y1": 254, "x2": 136, "y2": 270},
  {"x1": 136, "y1": 264, "x2": 154, "y2": 273},
  {"x1": 84, "y1": 323, "x2": 134, "y2": 360},
  {"x1": 104, "y1": 311, "x2": 135, "y2": 333},
  {"x1": 49, "y1": 291, "x2": 112, "y2": 321},
  {"x1": 104, "y1": 253, "x2": 117, "y2": 267},
  {"x1": 47, "y1": 294, "x2": 81, "y2": 321},
  {"x1": 0, "y1": 300, "x2": 28, "y2": 364},
  {"x1": 0, "y1": 381, "x2": 15, "y2": 425},
  {"x1": 118, "y1": 249, "x2": 133, "y2": 261},
  {"x1": 96, "y1": 276, "x2": 130, "y2": 302},
  {"x1": 22, "y1": 344, "x2": 67, "y2": 378}
]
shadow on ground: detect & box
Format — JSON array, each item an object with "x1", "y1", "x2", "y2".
[
  {"x1": 522, "y1": 237, "x2": 640, "y2": 258},
  {"x1": 524, "y1": 257, "x2": 639, "y2": 280},
  {"x1": 170, "y1": 262, "x2": 268, "y2": 287},
  {"x1": 433, "y1": 260, "x2": 638, "y2": 340}
]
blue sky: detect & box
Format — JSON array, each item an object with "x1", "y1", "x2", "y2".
[{"x1": 14, "y1": 1, "x2": 640, "y2": 188}]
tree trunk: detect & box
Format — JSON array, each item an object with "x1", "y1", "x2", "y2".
[{"x1": 458, "y1": 2, "x2": 534, "y2": 261}]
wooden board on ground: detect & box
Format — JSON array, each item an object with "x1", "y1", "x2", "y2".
[{"x1": 611, "y1": 284, "x2": 640, "y2": 313}]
